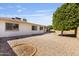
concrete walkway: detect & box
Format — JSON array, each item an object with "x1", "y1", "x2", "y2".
[{"x1": 7, "y1": 32, "x2": 79, "y2": 56}]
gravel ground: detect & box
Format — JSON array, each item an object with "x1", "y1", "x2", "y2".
[{"x1": 7, "y1": 32, "x2": 79, "y2": 56}]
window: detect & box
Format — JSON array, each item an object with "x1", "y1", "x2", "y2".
[
  {"x1": 6, "y1": 23, "x2": 19, "y2": 31},
  {"x1": 32, "y1": 26, "x2": 37, "y2": 30},
  {"x1": 40, "y1": 26, "x2": 43, "y2": 30}
]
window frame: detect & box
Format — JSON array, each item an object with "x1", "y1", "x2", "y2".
[
  {"x1": 5, "y1": 23, "x2": 19, "y2": 31},
  {"x1": 32, "y1": 25, "x2": 37, "y2": 31},
  {"x1": 40, "y1": 26, "x2": 43, "y2": 30}
]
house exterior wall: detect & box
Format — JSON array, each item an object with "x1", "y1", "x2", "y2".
[{"x1": 0, "y1": 21, "x2": 46, "y2": 37}]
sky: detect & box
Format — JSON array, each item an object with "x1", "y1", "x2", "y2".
[{"x1": 0, "y1": 3, "x2": 63, "y2": 25}]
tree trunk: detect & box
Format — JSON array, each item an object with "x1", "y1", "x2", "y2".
[
  {"x1": 74, "y1": 28, "x2": 77, "y2": 37},
  {"x1": 61, "y1": 30, "x2": 63, "y2": 36}
]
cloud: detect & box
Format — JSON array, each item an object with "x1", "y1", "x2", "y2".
[
  {"x1": 25, "y1": 14, "x2": 46, "y2": 17},
  {"x1": 16, "y1": 5, "x2": 21, "y2": 8},
  {"x1": 36, "y1": 9, "x2": 53, "y2": 13},
  {"x1": 22, "y1": 8, "x2": 27, "y2": 10},
  {"x1": 16, "y1": 5, "x2": 26, "y2": 13},
  {"x1": 17, "y1": 9, "x2": 22, "y2": 12}
]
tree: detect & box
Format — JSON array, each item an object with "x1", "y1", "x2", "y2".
[
  {"x1": 53, "y1": 3, "x2": 79, "y2": 36},
  {"x1": 48, "y1": 25, "x2": 53, "y2": 29}
]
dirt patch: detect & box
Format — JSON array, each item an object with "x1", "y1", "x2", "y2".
[{"x1": 10, "y1": 43, "x2": 37, "y2": 56}]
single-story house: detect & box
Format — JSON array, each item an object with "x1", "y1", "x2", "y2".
[{"x1": 0, "y1": 17, "x2": 48, "y2": 37}]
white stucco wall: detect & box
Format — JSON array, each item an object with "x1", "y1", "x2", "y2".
[{"x1": 0, "y1": 21, "x2": 45, "y2": 37}]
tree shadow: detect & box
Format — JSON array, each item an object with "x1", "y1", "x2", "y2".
[{"x1": 58, "y1": 34, "x2": 76, "y2": 37}]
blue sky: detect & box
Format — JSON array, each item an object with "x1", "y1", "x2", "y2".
[{"x1": 0, "y1": 3, "x2": 62, "y2": 25}]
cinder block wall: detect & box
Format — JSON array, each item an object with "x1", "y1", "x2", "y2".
[{"x1": 77, "y1": 27, "x2": 79, "y2": 38}]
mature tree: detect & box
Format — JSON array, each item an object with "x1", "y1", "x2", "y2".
[{"x1": 53, "y1": 3, "x2": 79, "y2": 36}]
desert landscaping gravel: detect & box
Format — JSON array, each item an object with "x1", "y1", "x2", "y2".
[{"x1": 6, "y1": 32, "x2": 79, "y2": 56}]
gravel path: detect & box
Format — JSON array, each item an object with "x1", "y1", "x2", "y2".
[{"x1": 7, "y1": 32, "x2": 79, "y2": 56}]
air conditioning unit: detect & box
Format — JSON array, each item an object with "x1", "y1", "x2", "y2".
[
  {"x1": 23, "y1": 18, "x2": 27, "y2": 22},
  {"x1": 15, "y1": 17, "x2": 21, "y2": 20}
]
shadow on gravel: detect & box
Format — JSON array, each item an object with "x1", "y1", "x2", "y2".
[
  {"x1": 58, "y1": 34, "x2": 76, "y2": 37},
  {"x1": 0, "y1": 39, "x2": 17, "y2": 56}
]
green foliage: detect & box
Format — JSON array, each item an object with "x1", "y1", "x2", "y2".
[
  {"x1": 53, "y1": 3, "x2": 79, "y2": 31},
  {"x1": 48, "y1": 25, "x2": 53, "y2": 29}
]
